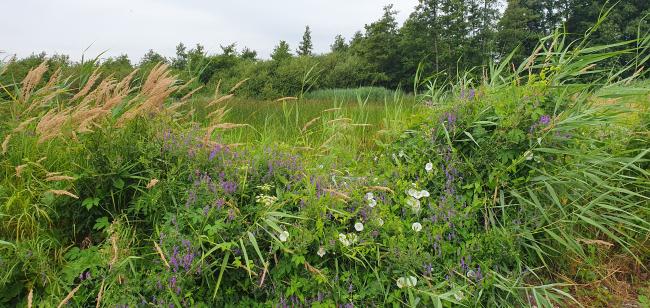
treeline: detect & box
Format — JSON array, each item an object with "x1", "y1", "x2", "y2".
[{"x1": 2, "y1": 0, "x2": 649, "y2": 99}]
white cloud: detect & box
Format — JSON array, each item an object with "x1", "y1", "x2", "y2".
[{"x1": 1, "y1": 0, "x2": 417, "y2": 62}]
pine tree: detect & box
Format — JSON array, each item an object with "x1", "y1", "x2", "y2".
[
  {"x1": 271, "y1": 40, "x2": 292, "y2": 62},
  {"x1": 297, "y1": 26, "x2": 314, "y2": 56},
  {"x1": 330, "y1": 35, "x2": 348, "y2": 52}
]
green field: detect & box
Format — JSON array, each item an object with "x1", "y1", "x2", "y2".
[{"x1": 1, "y1": 23, "x2": 650, "y2": 308}]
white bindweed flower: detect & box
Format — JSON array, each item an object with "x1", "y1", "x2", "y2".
[
  {"x1": 368, "y1": 198, "x2": 377, "y2": 208},
  {"x1": 365, "y1": 192, "x2": 374, "y2": 200},
  {"x1": 396, "y1": 277, "x2": 405, "y2": 289},
  {"x1": 425, "y1": 162, "x2": 433, "y2": 172},
  {"x1": 412, "y1": 222, "x2": 422, "y2": 232},
  {"x1": 278, "y1": 231, "x2": 289, "y2": 242},
  {"x1": 376, "y1": 218, "x2": 384, "y2": 226},
  {"x1": 354, "y1": 222, "x2": 364, "y2": 232},
  {"x1": 406, "y1": 197, "x2": 421, "y2": 214},
  {"x1": 317, "y1": 246, "x2": 326, "y2": 257},
  {"x1": 466, "y1": 270, "x2": 476, "y2": 279}
]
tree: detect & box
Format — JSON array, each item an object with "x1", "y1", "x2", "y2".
[
  {"x1": 172, "y1": 42, "x2": 188, "y2": 69},
  {"x1": 330, "y1": 34, "x2": 348, "y2": 52},
  {"x1": 140, "y1": 49, "x2": 166, "y2": 66},
  {"x1": 297, "y1": 26, "x2": 314, "y2": 56},
  {"x1": 220, "y1": 43, "x2": 237, "y2": 56},
  {"x1": 240, "y1": 47, "x2": 258, "y2": 61},
  {"x1": 354, "y1": 5, "x2": 401, "y2": 86},
  {"x1": 497, "y1": 0, "x2": 545, "y2": 63},
  {"x1": 271, "y1": 40, "x2": 292, "y2": 62}
]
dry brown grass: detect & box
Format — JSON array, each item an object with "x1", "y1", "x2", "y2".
[{"x1": 20, "y1": 62, "x2": 48, "y2": 102}]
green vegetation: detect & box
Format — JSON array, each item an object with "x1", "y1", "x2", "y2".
[
  {"x1": 1, "y1": 3, "x2": 649, "y2": 308},
  {"x1": 2, "y1": 1, "x2": 647, "y2": 101}
]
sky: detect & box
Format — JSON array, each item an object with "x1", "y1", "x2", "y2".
[{"x1": 1, "y1": 0, "x2": 419, "y2": 62}]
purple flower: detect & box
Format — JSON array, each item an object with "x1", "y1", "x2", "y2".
[{"x1": 539, "y1": 115, "x2": 551, "y2": 125}]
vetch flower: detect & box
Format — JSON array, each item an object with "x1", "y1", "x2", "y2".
[
  {"x1": 425, "y1": 162, "x2": 433, "y2": 173},
  {"x1": 317, "y1": 246, "x2": 326, "y2": 257},
  {"x1": 354, "y1": 222, "x2": 364, "y2": 232},
  {"x1": 278, "y1": 231, "x2": 289, "y2": 242},
  {"x1": 412, "y1": 222, "x2": 422, "y2": 232}
]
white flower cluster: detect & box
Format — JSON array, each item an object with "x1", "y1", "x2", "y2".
[
  {"x1": 255, "y1": 194, "x2": 278, "y2": 207},
  {"x1": 365, "y1": 192, "x2": 377, "y2": 208},
  {"x1": 396, "y1": 276, "x2": 417, "y2": 289},
  {"x1": 406, "y1": 186, "x2": 430, "y2": 214},
  {"x1": 338, "y1": 233, "x2": 359, "y2": 247},
  {"x1": 256, "y1": 183, "x2": 274, "y2": 192}
]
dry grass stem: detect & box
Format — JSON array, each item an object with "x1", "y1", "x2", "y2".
[{"x1": 57, "y1": 284, "x2": 81, "y2": 308}]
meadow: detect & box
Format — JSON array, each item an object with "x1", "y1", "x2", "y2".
[{"x1": 0, "y1": 30, "x2": 649, "y2": 308}]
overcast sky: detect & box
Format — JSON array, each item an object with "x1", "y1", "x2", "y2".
[{"x1": 2, "y1": 0, "x2": 418, "y2": 62}]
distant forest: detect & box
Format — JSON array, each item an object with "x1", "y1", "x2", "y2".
[{"x1": 3, "y1": 0, "x2": 649, "y2": 99}]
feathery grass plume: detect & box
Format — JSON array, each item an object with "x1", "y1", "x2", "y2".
[
  {"x1": 43, "y1": 67, "x2": 62, "y2": 89},
  {"x1": 207, "y1": 94, "x2": 234, "y2": 107},
  {"x1": 15, "y1": 164, "x2": 26, "y2": 177},
  {"x1": 117, "y1": 63, "x2": 178, "y2": 125},
  {"x1": 71, "y1": 68, "x2": 101, "y2": 101},
  {"x1": 13, "y1": 117, "x2": 37, "y2": 132},
  {"x1": 229, "y1": 78, "x2": 249, "y2": 93},
  {"x1": 214, "y1": 79, "x2": 222, "y2": 97},
  {"x1": 322, "y1": 107, "x2": 341, "y2": 113},
  {"x1": 145, "y1": 179, "x2": 159, "y2": 189},
  {"x1": 57, "y1": 285, "x2": 81, "y2": 308},
  {"x1": 153, "y1": 241, "x2": 170, "y2": 268},
  {"x1": 211, "y1": 123, "x2": 249, "y2": 130},
  {"x1": 20, "y1": 61, "x2": 48, "y2": 102},
  {"x1": 207, "y1": 106, "x2": 229, "y2": 124},
  {"x1": 1, "y1": 134, "x2": 10, "y2": 154},
  {"x1": 323, "y1": 188, "x2": 350, "y2": 201},
  {"x1": 275, "y1": 96, "x2": 298, "y2": 102},
  {"x1": 45, "y1": 175, "x2": 76, "y2": 181},
  {"x1": 180, "y1": 84, "x2": 203, "y2": 102},
  {"x1": 48, "y1": 190, "x2": 79, "y2": 199},
  {"x1": 301, "y1": 116, "x2": 321, "y2": 132}
]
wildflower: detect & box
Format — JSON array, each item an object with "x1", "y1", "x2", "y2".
[
  {"x1": 406, "y1": 197, "x2": 421, "y2": 214},
  {"x1": 317, "y1": 246, "x2": 326, "y2": 257},
  {"x1": 539, "y1": 115, "x2": 551, "y2": 125},
  {"x1": 425, "y1": 162, "x2": 433, "y2": 173},
  {"x1": 365, "y1": 192, "x2": 374, "y2": 200},
  {"x1": 256, "y1": 183, "x2": 273, "y2": 192},
  {"x1": 338, "y1": 233, "x2": 351, "y2": 246},
  {"x1": 466, "y1": 269, "x2": 476, "y2": 279},
  {"x1": 368, "y1": 198, "x2": 377, "y2": 208},
  {"x1": 412, "y1": 222, "x2": 422, "y2": 232},
  {"x1": 278, "y1": 231, "x2": 289, "y2": 242},
  {"x1": 255, "y1": 194, "x2": 278, "y2": 206},
  {"x1": 354, "y1": 222, "x2": 364, "y2": 232}
]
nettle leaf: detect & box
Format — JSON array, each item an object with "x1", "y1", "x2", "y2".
[
  {"x1": 93, "y1": 216, "x2": 110, "y2": 231},
  {"x1": 82, "y1": 197, "x2": 100, "y2": 210}
]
